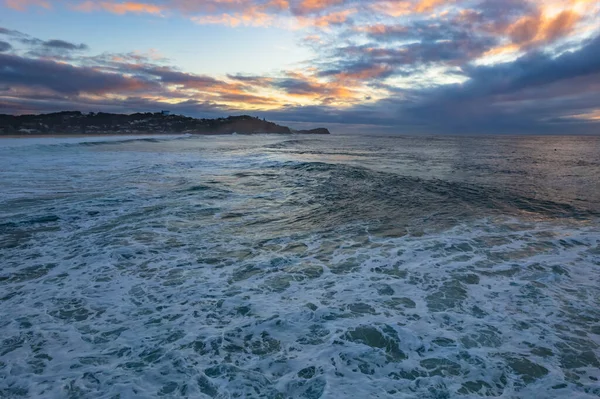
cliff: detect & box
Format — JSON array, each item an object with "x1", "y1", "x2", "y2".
[{"x1": 0, "y1": 111, "x2": 331, "y2": 136}]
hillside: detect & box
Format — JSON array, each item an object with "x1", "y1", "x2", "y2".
[{"x1": 0, "y1": 111, "x2": 331, "y2": 136}]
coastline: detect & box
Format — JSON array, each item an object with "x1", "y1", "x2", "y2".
[
  {"x1": 0, "y1": 133, "x2": 187, "y2": 139},
  {"x1": 0, "y1": 112, "x2": 331, "y2": 136},
  {"x1": 0, "y1": 132, "x2": 330, "y2": 139}
]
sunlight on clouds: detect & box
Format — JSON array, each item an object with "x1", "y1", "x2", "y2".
[
  {"x1": 191, "y1": 11, "x2": 273, "y2": 27},
  {"x1": 475, "y1": 0, "x2": 597, "y2": 65},
  {"x1": 385, "y1": 66, "x2": 468, "y2": 90},
  {"x1": 74, "y1": 1, "x2": 163, "y2": 15},
  {"x1": 1, "y1": 0, "x2": 599, "y2": 128},
  {"x1": 567, "y1": 109, "x2": 600, "y2": 121},
  {"x1": 414, "y1": 0, "x2": 453, "y2": 13},
  {"x1": 296, "y1": 8, "x2": 357, "y2": 29},
  {"x1": 475, "y1": 44, "x2": 523, "y2": 66},
  {"x1": 371, "y1": 0, "x2": 455, "y2": 17},
  {"x1": 4, "y1": 0, "x2": 50, "y2": 10},
  {"x1": 297, "y1": 0, "x2": 343, "y2": 13}
]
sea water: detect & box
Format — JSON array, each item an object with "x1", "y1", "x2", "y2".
[{"x1": 0, "y1": 134, "x2": 599, "y2": 398}]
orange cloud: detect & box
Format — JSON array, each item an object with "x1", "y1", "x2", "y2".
[
  {"x1": 4, "y1": 0, "x2": 50, "y2": 10},
  {"x1": 481, "y1": 2, "x2": 588, "y2": 60},
  {"x1": 266, "y1": 0, "x2": 289, "y2": 9},
  {"x1": 297, "y1": 0, "x2": 344, "y2": 13},
  {"x1": 371, "y1": 1, "x2": 412, "y2": 17},
  {"x1": 508, "y1": 16, "x2": 541, "y2": 44},
  {"x1": 311, "y1": 8, "x2": 355, "y2": 27},
  {"x1": 508, "y1": 10, "x2": 579, "y2": 45},
  {"x1": 355, "y1": 23, "x2": 408, "y2": 35},
  {"x1": 191, "y1": 7, "x2": 274, "y2": 27},
  {"x1": 414, "y1": 0, "x2": 452, "y2": 13},
  {"x1": 541, "y1": 10, "x2": 579, "y2": 41},
  {"x1": 371, "y1": 0, "x2": 453, "y2": 16},
  {"x1": 276, "y1": 69, "x2": 386, "y2": 107},
  {"x1": 570, "y1": 109, "x2": 600, "y2": 121},
  {"x1": 75, "y1": 1, "x2": 163, "y2": 15},
  {"x1": 334, "y1": 64, "x2": 393, "y2": 83},
  {"x1": 481, "y1": 43, "x2": 520, "y2": 58}
]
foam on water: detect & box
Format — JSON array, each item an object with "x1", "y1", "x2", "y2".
[{"x1": 1, "y1": 135, "x2": 599, "y2": 398}]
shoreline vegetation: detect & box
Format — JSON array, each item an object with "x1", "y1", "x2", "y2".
[{"x1": 0, "y1": 111, "x2": 331, "y2": 136}]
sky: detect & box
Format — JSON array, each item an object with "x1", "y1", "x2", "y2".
[{"x1": 0, "y1": 0, "x2": 599, "y2": 134}]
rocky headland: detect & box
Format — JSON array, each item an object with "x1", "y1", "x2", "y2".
[{"x1": 0, "y1": 111, "x2": 331, "y2": 136}]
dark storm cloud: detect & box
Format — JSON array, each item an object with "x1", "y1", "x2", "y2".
[
  {"x1": 274, "y1": 78, "x2": 321, "y2": 95},
  {"x1": 0, "y1": 27, "x2": 27, "y2": 38},
  {"x1": 318, "y1": 14, "x2": 500, "y2": 82},
  {"x1": 328, "y1": 35, "x2": 494, "y2": 72},
  {"x1": 0, "y1": 27, "x2": 89, "y2": 58},
  {"x1": 378, "y1": 35, "x2": 600, "y2": 133},
  {"x1": 22, "y1": 38, "x2": 89, "y2": 57},
  {"x1": 1, "y1": 27, "x2": 87, "y2": 50},
  {"x1": 475, "y1": 0, "x2": 535, "y2": 27},
  {"x1": 431, "y1": 35, "x2": 600, "y2": 102},
  {"x1": 84, "y1": 54, "x2": 228, "y2": 90},
  {"x1": 363, "y1": 18, "x2": 481, "y2": 43},
  {"x1": 0, "y1": 53, "x2": 158, "y2": 95},
  {"x1": 0, "y1": 93, "x2": 227, "y2": 118},
  {"x1": 0, "y1": 41, "x2": 12, "y2": 52},
  {"x1": 315, "y1": 55, "x2": 395, "y2": 78},
  {"x1": 40, "y1": 39, "x2": 88, "y2": 51},
  {"x1": 257, "y1": 34, "x2": 600, "y2": 134},
  {"x1": 141, "y1": 67, "x2": 220, "y2": 87},
  {"x1": 261, "y1": 103, "x2": 396, "y2": 126}
]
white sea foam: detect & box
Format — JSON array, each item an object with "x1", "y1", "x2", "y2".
[{"x1": 1, "y1": 135, "x2": 599, "y2": 398}]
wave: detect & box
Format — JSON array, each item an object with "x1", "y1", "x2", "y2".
[
  {"x1": 261, "y1": 161, "x2": 598, "y2": 234},
  {"x1": 263, "y1": 138, "x2": 325, "y2": 149}
]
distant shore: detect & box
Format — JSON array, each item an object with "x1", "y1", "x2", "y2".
[
  {"x1": 0, "y1": 133, "x2": 186, "y2": 139},
  {"x1": 0, "y1": 133, "x2": 184, "y2": 139},
  {"x1": 0, "y1": 111, "x2": 331, "y2": 136}
]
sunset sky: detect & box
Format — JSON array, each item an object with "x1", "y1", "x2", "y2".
[{"x1": 1, "y1": 0, "x2": 599, "y2": 133}]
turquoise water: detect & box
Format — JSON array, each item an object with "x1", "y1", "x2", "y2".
[{"x1": 1, "y1": 134, "x2": 599, "y2": 398}]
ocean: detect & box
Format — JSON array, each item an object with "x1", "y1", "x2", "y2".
[{"x1": 0, "y1": 134, "x2": 599, "y2": 398}]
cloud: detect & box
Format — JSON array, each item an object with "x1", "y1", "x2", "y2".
[
  {"x1": 18, "y1": 37, "x2": 90, "y2": 58},
  {"x1": 1, "y1": 25, "x2": 89, "y2": 54},
  {"x1": 309, "y1": 8, "x2": 356, "y2": 27},
  {"x1": 0, "y1": 27, "x2": 28, "y2": 37},
  {"x1": 253, "y1": 33, "x2": 600, "y2": 133},
  {"x1": 0, "y1": 53, "x2": 158, "y2": 94},
  {"x1": 227, "y1": 74, "x2": 274, "y2": 85},
  {"x1": 42, "y1": 39, "x2": 88, "y2": 50},
  {"x1": 0, "y1": 41, "x2": 12, "y2": 52},
  {"x1": 191, "y1": 8, "x2": 274, "y2": 27},
  {"x1": 0, "y1": 94, "x2": 227, "y2": 118},
  {"x1": 1, "y1": 2, "x2": 600, "y2": 133},
  {"x1": 385, "y1": 34, "x2": 600, "y2": 133},
  {"x1": 506, "y1": 9, "x2": 580, "y2": 47},
  {"x1": 294, "y1": 0, "x2": 344, "y2": 14},
  {"x1": 74, "y1": 1, "x2": 163, "y2": 15},
  {"x1": 457, "y1": 35, "x2": 600, "y2": 101},
  {"x1": 414, "y1": 0, "x2": 453, "y2": 13},
  {"x1": 22, "y1": 38, "x2": 88, "y2": 50},
  {"x1": 3, "y1": 0, "x2": 51, "y2": 11}
]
